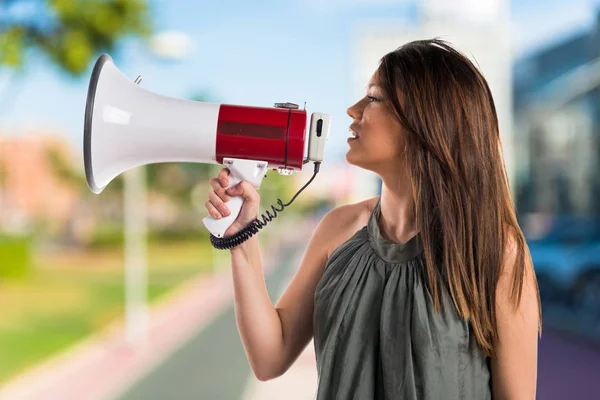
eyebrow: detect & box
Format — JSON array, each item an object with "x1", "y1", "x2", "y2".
[{"x1": 365, "y1": 83, "x2": 378, "y2": 90}]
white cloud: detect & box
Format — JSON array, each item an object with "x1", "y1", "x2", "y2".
[
  {"x1": 423, "y1": 0, "x2": 505, "y2": 22},
  {"x1": 293, "y1": 0, "x2": 412, "y2": 16},
  {"x1": 148, "y1": 31, "x2": 195, "y2": 61}
]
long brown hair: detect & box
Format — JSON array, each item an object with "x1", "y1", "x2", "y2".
[{"x1": 377, "y1": 39, "x2": 542, "y2": 357}]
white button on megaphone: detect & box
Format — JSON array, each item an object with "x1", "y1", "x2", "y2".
[{"x1": 84, "y1": 54, "x2": 330, "y2": 239}]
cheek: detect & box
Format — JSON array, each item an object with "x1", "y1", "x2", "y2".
[
  {"x1": 363, "y1": 107, "x2": 405, "y2": 148},
  {"x1": 373, "y1": 130, "x2": 406, "y2": 159},
  {"x1": 362, "y1": 133, "x2": 402, "y2": 159},
  {"x1": 377, "y1": 121, "x2": 403, "y2": 146}
]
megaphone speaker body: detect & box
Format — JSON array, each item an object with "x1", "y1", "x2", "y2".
[{"x1": 85, "y1": 54, "x2": 329, "y2": 238}]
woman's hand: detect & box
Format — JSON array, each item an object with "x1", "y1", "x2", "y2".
[{"x1": 206, "y1": 167, "x2": 261, "y2": 236}]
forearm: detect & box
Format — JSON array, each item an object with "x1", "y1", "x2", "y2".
[{"x1": 229, "y1": 235, "x2": 285, "y2": 380}]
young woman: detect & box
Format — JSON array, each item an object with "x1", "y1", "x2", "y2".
[{"x1": 206, "y1": 38, "x2": 542, "y2": 399}]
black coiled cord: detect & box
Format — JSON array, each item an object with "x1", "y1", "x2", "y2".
[{"x1": 209, "y1": 162, "x2": 321, "y2": 250}]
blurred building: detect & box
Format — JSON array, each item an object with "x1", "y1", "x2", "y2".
[
  {"x1": 511, "y1": 9, "x2": 600, "y2": 322},
  {"x1": 514, "y1": 10, "x2": 600, "y2": 217},
  {"x1": 0, "y1": 133, "x2": 80, "y2": 235}
]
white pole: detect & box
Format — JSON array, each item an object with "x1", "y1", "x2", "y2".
[
  {"x1": 124, "y1": 165, "x2": 148, "y2": 346},
  {"x1": 121, "y1": 32, "x2": 192, "y2": 345}
]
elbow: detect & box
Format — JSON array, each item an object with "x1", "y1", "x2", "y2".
[
  {"x1": 493, "y1": 394, "x2": 535, "y2": 400},
  {"x1": 248, "y1": 340, "x2": 287, "y2": 381},
  {"x1": 252, "y1": 359, "x2": 285, "y2": 382},
  {"x1": 254, "y1": 366, "x2": 282, "y2": 382},
  {"x1": 255, "y1": 370, "x2": 274, "y2": 382}
]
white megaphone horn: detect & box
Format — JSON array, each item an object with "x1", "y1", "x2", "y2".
[{"x1": 84, "y1": 54, "x2": 330, "y2": 243}]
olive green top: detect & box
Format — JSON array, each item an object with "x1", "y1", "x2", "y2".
[{"x1": 313, "y1": 196, "x2": 491, "y2": 399}]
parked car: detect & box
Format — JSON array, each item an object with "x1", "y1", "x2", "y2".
[{"x1": 525, "y1": 215, "x2": 600, "y2": 321}]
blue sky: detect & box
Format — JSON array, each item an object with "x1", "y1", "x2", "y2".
[{"x1": 0, "y1": 0, "x2": 599, "y2": 164}]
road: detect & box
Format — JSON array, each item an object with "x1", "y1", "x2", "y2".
[{"x1": 117, "y1": 245, "x2": 299, "y2": 400}]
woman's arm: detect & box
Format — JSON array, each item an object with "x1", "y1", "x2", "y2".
[
  {"x1": 490, "y1": 235, "x2": 541, "y2": 400},
  {"x1": 230, "y1": 208, "x2": 337, "y2": 381},
  {"x1": 208, "y1": 168, "x2": 340, "y2": 382}
]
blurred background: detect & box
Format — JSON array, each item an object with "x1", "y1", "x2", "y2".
[{"x1": 0, "y1": 0, "x2": 599, "y2": 399}]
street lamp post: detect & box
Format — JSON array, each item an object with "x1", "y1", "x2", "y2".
[
  {"x1": 124, "y1": 165, "x2": 148, "y2": 346},
  {"x1": 122, "y1": 31, "x2": 194, "y2": 346}
]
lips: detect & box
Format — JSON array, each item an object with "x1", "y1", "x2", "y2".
[{"x1": 349, "y1": 125, "x2": 360, "y2": 138}]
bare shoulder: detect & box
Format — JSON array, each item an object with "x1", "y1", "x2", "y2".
[{"x1": 320, "y1": 196, "x2": 378, "y2": 259}]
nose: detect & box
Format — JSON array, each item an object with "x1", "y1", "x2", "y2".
[{"x1": 346, "y1": 101, "x2": 362, "y2": 120}]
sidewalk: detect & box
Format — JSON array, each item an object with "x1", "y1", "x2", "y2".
[
  {"x1": 0, "y1": 229, "x2": 299, "y2": 400},
  {"x1": 242, "y1": 340, "x2": 318, "y2": 400},
  {"x1": 537, "y1": 329, "x2": 600, "y2": 399},
  {"x1": 242, "y1": 243, "x2": 319, "y2": 400}
]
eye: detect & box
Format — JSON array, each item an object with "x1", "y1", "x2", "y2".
[{"x1": 367, "y1": 96, "x2": 379, "y2": 102}]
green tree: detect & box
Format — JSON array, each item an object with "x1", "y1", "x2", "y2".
[
  {"x1": 0, "y1": 0, "x2": 153, "y2": 75},
  {"x1": 0, "y1": 0, "x2": 152, "y2": 240}
]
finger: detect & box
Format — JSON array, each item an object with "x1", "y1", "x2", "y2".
[
  {"x1": 208, "y1": 177, "x2": 220, "y2": 189},
  {"x1": 227, "y1": 181, "x2": 258, "y2": 202},
  {"x1": 208, "y1": 191, "x2": 231, "y2": 217},
  {"x1": 209, "y1": 175, "x2": 227, "y2": 189},
  {"x1": 218, "y1": 168, "x2": 230, "y2": 187},
  {"x1": 209, "y1": 181, "x2": 231, "y2": 202},
  {"x1": 205, "y1": 200, "x2": 223, "y2": 219}
]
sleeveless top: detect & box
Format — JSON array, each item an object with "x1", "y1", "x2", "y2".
[{"x1": 313, "y1": 196, "x2": 491, "y2": 399}]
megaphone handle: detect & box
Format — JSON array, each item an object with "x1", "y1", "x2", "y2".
[{"x1": 202, "y1": 158, "x2": 269, "y2": 238}]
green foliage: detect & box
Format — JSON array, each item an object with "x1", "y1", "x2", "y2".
[
  {"x1": 148, "y1": 226, "x2": 210, "y2": 244},
  {"x1": 86, "y1": 223, "x2": 123, "y2": 248},
  {"x1": 259, "y1": 169, "x2": 294, "y2": 211},
  {"x1": 0, "y1": 0, "x2": 153, "y2": 76},
  {"x1": 146, "y1": 162, "x2": 212, "y2": 205},
  {"x1": 46, "y1": 146, "x2": 86, "y2": 188},
  {"x1": 0, "y1": 160, "x2": 6, "y2": 184},
  {"x1": 45, "y1": 145, "x2": 124, "y2": 198},
  {"x1": 0, "y1": 235, "x2": 31, "y2": 280},
  {"x1": 86, "y1": 222, "x2": 212, "y2": 248}
]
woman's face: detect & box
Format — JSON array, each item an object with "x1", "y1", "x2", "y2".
[{"x1": 345, "y1": 70, "x2": 406, "y2": 173}]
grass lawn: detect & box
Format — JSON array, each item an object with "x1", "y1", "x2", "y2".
[{"x1": 0, "y1": 239, "x2": 219, "y2": 385}]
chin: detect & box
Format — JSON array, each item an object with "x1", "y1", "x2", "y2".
[
  {"x1": 344, "y1": 151, "x2": 356, "y2": 166},
  {"x1": 345, "y1": 152, "x2": 367, "y2": 170},
  {"x1": 345, "y1": 152, "x2": 387, "y2": 175}
]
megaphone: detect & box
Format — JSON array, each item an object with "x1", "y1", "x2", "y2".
[{"x1": 84, "y1": 54, "x2": 330, "y2": 247}]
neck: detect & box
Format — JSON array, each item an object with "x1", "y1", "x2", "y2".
[{"x1": 378, "y1": 177, "x2": 418, "y2": 244}]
